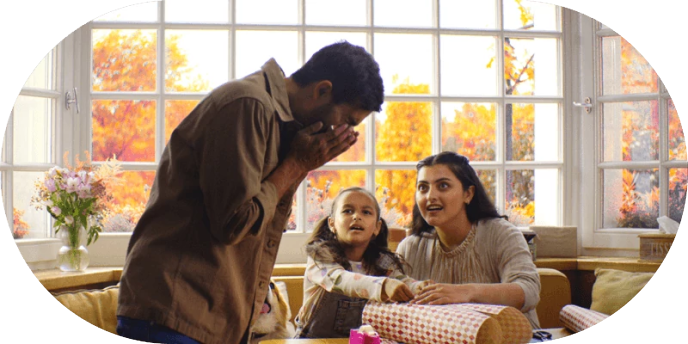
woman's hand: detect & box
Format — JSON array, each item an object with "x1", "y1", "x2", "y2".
[
  {"x1": 382, "y1": 279, "x2": 415, "y2": 302},
  {"x1": 410, "y1": 283, "x2": 476, "y2": 305},
  {"x1": 411, "y1": 280, "x2": 435, "y2": 294}
]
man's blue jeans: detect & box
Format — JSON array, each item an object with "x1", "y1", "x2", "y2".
[{"x1": 116, "y1": 316, "x2": 200, "y2": 344}]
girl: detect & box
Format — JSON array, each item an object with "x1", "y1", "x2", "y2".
[
  {"x1": 398, "y1": 152, "x2": 541, "y2": 329},
  {"x1": 294, "y1": 187, "x2": 430, "y2": 338}
]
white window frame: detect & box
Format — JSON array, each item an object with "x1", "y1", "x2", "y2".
[
  {"x1": 15, "y1": 0, "x2": 573, "y2": 267},
  {"x1": 578, "y1": 14, "x2": 687, "y2": 255},
  {"x1": 8, "y1": 32, "x2": 80, "y2": 269}
]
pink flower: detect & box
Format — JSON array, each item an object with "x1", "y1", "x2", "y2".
[
  {"x1": 51, "y1": 207, "x2": 61, "y2": 216},
  {"x1": 65, "y1": 177, "x2": 79, "y2": 193},
  {"x1": 77, "y1": 183, "x2": 92, "y2": 198},
  {"x1": 44, "y1": 178, "x2": 56, "y2": 192}
]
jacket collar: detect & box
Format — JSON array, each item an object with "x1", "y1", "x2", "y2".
[{"x1": 260, "y1": 59, "x2": 295, "y2": 124}]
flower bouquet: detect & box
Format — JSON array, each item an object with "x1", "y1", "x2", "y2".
[{"x1": 32, "y1": 152, "x2": 120, "y2": 271}]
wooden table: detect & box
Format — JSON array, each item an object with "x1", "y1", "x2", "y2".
[{"x1": 260, "y1": 328, "x2": 572, "y2": 343}]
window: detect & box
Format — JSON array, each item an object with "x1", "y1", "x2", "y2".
[
  {"x1": 8, "y1": 0, "x2": 568, "y2": 265},
  {"x1": 580, "y1": 18, "x2": 686, "y2": 250},
  {"x1": 3, "y1": 50, "x2": 58, "y2": 240}
]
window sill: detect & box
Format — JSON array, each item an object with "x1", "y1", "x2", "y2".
[{"x1": 33, "y1": 256, "x2": 662, "y2": 293}]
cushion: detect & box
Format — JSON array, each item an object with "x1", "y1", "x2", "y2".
[
  {"x1": 53, "y1": 285, "x2": 119, "y2": 334},
  {"x1": 590, "y1": 268, "x2": 654, "y2": 315}
]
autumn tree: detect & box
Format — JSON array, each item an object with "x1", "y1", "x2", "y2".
[
  {"x1": 92, "y1": 30, "x2": 206, "y2": 230},
  {"x1": 375, "y1": 77, "x2": 432, "y2": 226}
]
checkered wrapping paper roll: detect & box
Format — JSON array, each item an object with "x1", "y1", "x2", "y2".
[
  {"x1": 456, "y1": 304, "x2": 532, "y2": 344},
  {"x1": 362, "y1": 302, "x2": 507, "y2": 344},
  {"x1": 559, "y1": 304, "x2": 609, "y2": 333}
]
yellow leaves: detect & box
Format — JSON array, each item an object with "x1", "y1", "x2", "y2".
[{"x1": 514, "y1": 0, "x2": 534, "y2": 28}]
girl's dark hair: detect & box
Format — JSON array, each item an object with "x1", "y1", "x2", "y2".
[
  {"x1": 306, "y1": 187, "x2": 406, "y2": 276},
  {"x1": 411, "y1": 151, "x2": 506, "y2": 236}
]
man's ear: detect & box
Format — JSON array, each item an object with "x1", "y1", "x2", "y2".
[{"x1": 312, "y1": 80, "x2": 333, "y2": 101}]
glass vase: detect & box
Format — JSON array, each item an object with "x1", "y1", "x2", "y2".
[{"x1": 57, "y1": 225, "x2": 90, "y2": 272}]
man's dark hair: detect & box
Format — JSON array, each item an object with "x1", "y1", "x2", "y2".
[{"x1": 291, "y1": 41, "x2": 384, "y2": 112}]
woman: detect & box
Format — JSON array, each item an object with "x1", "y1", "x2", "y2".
[{"x1": 397, "y1": 151, "x2": 541, "y2": 329}]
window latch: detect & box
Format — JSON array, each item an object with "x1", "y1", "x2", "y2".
[
  {"x1": 573, "y1": 97, "x2": 592, "y2": 113},
  {"x1": 65, "y1": 87, "x2": 80, "y2": 114}
]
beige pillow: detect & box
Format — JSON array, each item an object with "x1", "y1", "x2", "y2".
[{"x1": 590, "y1": 268, "x2": 653, "y2": 315}]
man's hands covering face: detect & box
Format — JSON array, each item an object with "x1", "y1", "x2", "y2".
[{"x1": 288, "y1": 122, "x2": 358, "y2": 173}]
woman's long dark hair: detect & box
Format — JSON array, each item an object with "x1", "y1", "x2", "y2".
[
  {"x1": 306, "y1": 187, "x2": 406, "y2": 276},
  {"x1": 411, "y1": 151, "x2": 506, "y2": 236}
]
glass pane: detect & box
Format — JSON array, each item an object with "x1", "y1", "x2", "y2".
[
  {"x1": 375, "y1": 33, "x2": 434, "y2": 95},
  {"x1": 440, "y1": 35, "x2": 497, "y2": 96},
  {"x1": 236, "y1": 0, "x2": 298, "y2": 25},
  {"x1": 603, "y1": 101, "x2": 658, "y2": 162},
  {"x1": 602, "y1": 36, "x2": 658, "y2": 95},
  {"x1": 503, "y1": 0, "x2": 558, "y2": 31},
  {"x1": 102, "y1": 171, "x2": 155, "y2": 232},
  {"x1": 165, "y1": 30, "x2": 229, "y2": 92},
  {"x1": 165, "y1": 100, "x2": 200, "y2": 144},
  {"x1": 306, "y1": 170, "x2": 366, "y2": 232},
  {"x1": 92, "y1": 100, "x2": 156, "y2": 162},
  {"x1": 441, "y1": 102, "x2": 496, "y2": 161},
  {"x1": 95, "y1": 1, "x2": 158, "y2": 22},
  {"x1": 306, "y1": 0, "x2": 367, "y2": 26},
  {"x1": 507, "y1": 103, "x2": 559, "y2": 161},
  {"x1": 505, "y1": 169, "x2": 534, "y2": 226},
  {"x1": 533, "y1": 169, "x2": 558, "y2": 226},
  {"x1": 165, "y1": 0, "x2": 228, "y2": 23},
  {"x1": 477, "y1": 169, "x2": 496, "y2": 204},
  {"x1": 668, "y1": 99, "x2": 686, "y2": 161},
  {"x1": 333, "y1": 122, "x2": 365, "y2": 163},
  {"x1": 285, "y1": 194, "x2": 298, "y2": 231},
  {"x1": 376, "y1": 101, "x2": 432, "y2": 162},
  {"x1": 505, "y1": 37, "x2": 559, "y2": 96},
  {"x1": 13, "y1": 171, "x2": 50, "y2": 239},
  {"x1": 374, "y1": 0, "x2": 432, "y2": 28},
  {"x1": 669, "y1": 168, "x2": 687, "y2": 223},
  {"x1": 375, "y1": 170, "x2": 416, "y2": 228},
  {"x1": 440, "y1": 0, "x2": 496, "y2": 29},
  {"x1": 92, "y1": 30, "x2": 157, "y2": 92},
  {"x1": 24, "y1": 51, "x2": 53, "y2": 89},
  {"x1": 12, "y1": 96, "x2": 51, "y2": 164},
  {"x1": 235, "y1": 31, "x2": 299, "y2": 79},
  {"x1": 604, "y1": 169, "x2": 659, "y2": 228},
  {"x1": 305, "y1": 32, "x2": 368, "y2": 61}
]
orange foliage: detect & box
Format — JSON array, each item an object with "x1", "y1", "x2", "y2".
[
  {"x1": 375, "y1": 77, "x2": 432, "y2": 225},
  {"x1": 619, "y1": 37, "x2": 658, "y2": 94},
  {"x1": 442, "y1": 103, "x2": 496, "y2": 162},
  {"x1": 92, "y1": 30, "x2": 207, "y2": 231},
  {"x1": 617, "y1": 169, "x2": 659, "y2": 228},
  {"x1": 12, "y1": 208, "x2": 30, "y2": 239}
]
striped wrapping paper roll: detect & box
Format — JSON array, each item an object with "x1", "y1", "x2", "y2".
[
  {"x1": 559, "y1": 304, "x2": 609, "y2": 333},
  {"x1": 362, "y1": 302, "x2": 531, "y2": 344}
]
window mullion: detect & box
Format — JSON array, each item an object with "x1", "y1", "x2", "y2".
[
  {"x1": 659, "y1": 95, "x2": 668, "y2": 217},
  {"x1": 156, "y1": 2, "x2": 165, "y2": 163}
]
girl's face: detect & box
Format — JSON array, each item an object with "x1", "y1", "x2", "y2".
[
  {"x1": 416, "y1": 164, "x2": 475, "y2": 229},
  {"x1": 328, "y1": 191, "x2": 382, "y2": 250}
]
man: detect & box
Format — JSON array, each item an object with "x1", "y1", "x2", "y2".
[{"x1": 116, "y1": 42, "x2": 384, "y2": 344}]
